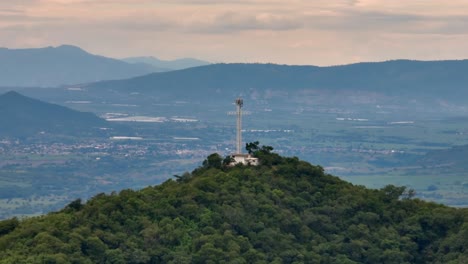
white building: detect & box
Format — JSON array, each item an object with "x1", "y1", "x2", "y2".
[{"x1": 232, "y1": 154, "x2": 259, "y2": 166}]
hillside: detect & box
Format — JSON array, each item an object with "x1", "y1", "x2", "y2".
[
  {"x1": 86, "y1": 60, "x2": 468, "y2": 103},
  {"x1": 0, "y1": 91, "x2": 108, "y2": 137},
  {"x1": 0, "y1": 150, "x2": 466, "y2": 263},
  {"x1": 0, "y1": 45, "x2": 156, "y2": 87}
]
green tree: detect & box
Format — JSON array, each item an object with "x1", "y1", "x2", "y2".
[
  {"x1": 245, "y1": 141, "x2": 260, "y2": 154},
  {"x1": 0, "y1": 217, "x2": 19, "y2": 236},
  {"x1": 0, "y1": 152, "x2": 466, "y2": 263},
  {"x1": 202, "y1": 153, "x2": 223, "y2": 169}
]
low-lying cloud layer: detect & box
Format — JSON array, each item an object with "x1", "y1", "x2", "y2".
[{"x1": 1, "y1": 0, "x2": 468, "y2": 65}]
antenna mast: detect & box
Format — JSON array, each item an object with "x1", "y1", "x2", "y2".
[{"x1": 235, "y1": 98, "x2": 243, "y2": 154}]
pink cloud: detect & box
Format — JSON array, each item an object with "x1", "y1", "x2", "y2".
[{"x1": 2, "y1": 0, "x2": 468, "y2": 65}]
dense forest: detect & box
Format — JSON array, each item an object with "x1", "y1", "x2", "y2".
[{"x1": 0, "y1": 146, "x2": 467, "y2": 263}]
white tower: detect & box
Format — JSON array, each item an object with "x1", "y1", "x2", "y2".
[
  {"x1": 228, "y1": 98, "x2": 259, "y2": 166},
  {"x1": 235, "y1": 98, "x2": 243, "y2": 154}
]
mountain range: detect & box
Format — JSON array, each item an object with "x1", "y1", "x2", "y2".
[
  {"x1": 122, "y1": 56, "x2": 210, "y2": 71},
  {"x1": 0, "y1": 45, "x2": 212, "y2": 87},
  {"x1": 0, "y1": 45, "x2": 157, "y2": 87},
  {"x1": 3, "y1": 43, "x2": 467, "y2": 104},
  {"x1": 0, "y1": 91, "x2": 108, "y2": 137},
  {"x1": 85, "y1": 60, "x2": 468, "y2": 104}
]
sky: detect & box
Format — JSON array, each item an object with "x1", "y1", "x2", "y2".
[{"x1": 1, "y1": 0, "x2": 468, "y2": 65}]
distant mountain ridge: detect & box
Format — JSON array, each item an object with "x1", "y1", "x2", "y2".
[
  {"x1": 0, "y1": 91, "x2": 108, "y2": 137},
  {"x1": 86, "y1": 60, "x2": 468, "y2": 103},
  {"x1": 122, "y1": 56, "x2": 210, "y2": 71},
  {"x1": 0, "y1": 45, "x2": 156, "y2": 87}
]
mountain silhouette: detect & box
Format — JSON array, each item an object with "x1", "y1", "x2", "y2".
[
  {"x1": 123, "y1": 56, "x2": 210, "y2": 71},
  {"x1": 0, "y1": 45, "x2": 156, "y2": 87},
  {"x1": 86, "y1": 60, "x2": 468, "y2": 103},
  {"x1": 0, "y1": 91, "x2": 108, "y2": 137}
]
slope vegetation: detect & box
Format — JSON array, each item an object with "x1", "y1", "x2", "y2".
[{"x1": 0, "y1": 150, "x2": 466, "y2": 263}]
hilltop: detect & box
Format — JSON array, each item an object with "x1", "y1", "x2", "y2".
[
  {"x1": 0, "y1": 45, "x2": 156, "y2": 87},
  {"x1": 0, "y1": 149, "x2": 466, "y2": 263},
  {"x1": 0, "y1": 91, "x2": 109, "y2": 137}
]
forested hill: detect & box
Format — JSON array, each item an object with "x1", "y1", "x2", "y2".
[{"x1": 0, "y1": 151, "x2": 466, "y2": 263}]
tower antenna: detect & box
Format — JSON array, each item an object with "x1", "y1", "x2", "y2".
[
  {"x1": 227, "y1": 98, "x2": 259, "y2": 166},
  {"x1": 235, "y1": 98, "x2": 243, "y2": 154}
]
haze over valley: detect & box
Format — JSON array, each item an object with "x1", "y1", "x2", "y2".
[{"x1": 0, "y1": 46, "x2": 468, "y2": 218}]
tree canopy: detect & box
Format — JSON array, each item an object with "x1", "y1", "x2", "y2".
[{"x1": 0, "y1": 151, "x2": 466, "y2": 263}]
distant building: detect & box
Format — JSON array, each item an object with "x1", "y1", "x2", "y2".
[
  {"x1": 232, "y1": 153, "x2": 259, "y2": 166},
  {"x1": 229, "y1": 98, "x2": 259, "y2": 166}
]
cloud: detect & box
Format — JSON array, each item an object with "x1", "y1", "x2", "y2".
[
  {"x1": 303, "y1": 10, "x2": 424, "y2": 31},
  {"x1": 2, "y1": 0, "x2": 468, "y2": 65},
  {"x1": 184, "y1": 11, "x2": 303, "y2": 33},
  {"x1": 4, "y1": 0, "x2": 468, "y2": 35},
  {"x1": 0, "y1": 8, "x2": 24, "y2": 14}
]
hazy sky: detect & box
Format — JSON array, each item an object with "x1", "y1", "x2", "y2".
[{"x1": 1, "y1": 0, "x2": 468, "y2": 65}]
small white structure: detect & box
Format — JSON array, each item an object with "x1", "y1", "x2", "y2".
[
  {"x1": 230, "y1": 98, "x2": 259, "y2": 166},
  {"x1": 232, "y1": 153, "x2": 259, "y2": 166}
]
